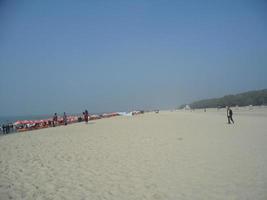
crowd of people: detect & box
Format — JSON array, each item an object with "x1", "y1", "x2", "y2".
[
  {"x1": 0, "y1": 109, "x2": 92, "y2": 134},
  {"x1": 51, "y1": 110, "x2": 90, "y2": 128},
  {"x1": 1, "y1": 123, "x2": 15, "y2": 134}
]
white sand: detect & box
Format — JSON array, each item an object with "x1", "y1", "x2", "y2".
[{"x1": 1, "y1": 107, "x2": 267, "y2": 200}]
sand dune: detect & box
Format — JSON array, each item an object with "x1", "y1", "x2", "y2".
[{"x1": 1, "y1": 108, "x2": 267, "y2": 200}]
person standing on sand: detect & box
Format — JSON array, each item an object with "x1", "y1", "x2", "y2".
[
  {"x1": 84, "y1": 110, "x2": 89, "y2": 123},
  {"x1": 2, "y1": 124, "x2": 6, "y2": 134},
  {"x1": 63, "y1": 112, "x2": 67, "y2": 125},
  {"x1": 53, "y1": 113, "x2": 58, "y2": 127},
  {"x1": 227, "y1": 106, "x2": 234, "y2": 124}
]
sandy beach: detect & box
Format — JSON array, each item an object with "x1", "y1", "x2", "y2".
[{"x1": 1, "y1": 107, "x2": 267, "y2": 200}]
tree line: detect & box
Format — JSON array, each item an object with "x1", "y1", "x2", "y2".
[{"x1": 180, "y1": 89, "x2": 267, "y2": 109}]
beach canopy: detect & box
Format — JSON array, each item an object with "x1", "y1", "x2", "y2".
[
  {"x1": 118, "y1": 112, "x2": 132, "y2": 116},
  {"x1": 102, "y1": 112, "x2": 119, "y2": 118},
  {"x1": 14, "y1": 120, "x2": 34, "y2": 125},
  {"x1": 33, "y1": 119, "x2": 46, "y2": 124},
  {"x1": 185, "y1": 105, "x2": 191, "y2": 110}
]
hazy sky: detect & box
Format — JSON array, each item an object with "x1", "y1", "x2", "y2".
[{"x1": 0, "y1": 0, "x2": 267, "y2": 116}]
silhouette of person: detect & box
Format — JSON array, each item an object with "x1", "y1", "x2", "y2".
[
  {"x1": 2, "y1": 124, "x2": 6, "y2": 134},
  {"x1": 63, "y1": 112, "x2": 67, "y2": 125},
  {"x1": 84, "y1": 110, "x2": 89, "y2": 123},
  {"x1": 6, "y1": 123, "x2": 10, "y2": 134},
  {"x1": 53, "y1": 113, "x2": 58, "y2": 127},
  {"x1": 227, "y1": 106, "x2": 234, "y2": 124}
]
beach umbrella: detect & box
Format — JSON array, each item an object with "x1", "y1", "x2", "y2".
[
  {"x1": 34, "y1": 120, "x2": 44, "y2": 124},
  {"x1": 14, "y1": 120, "x2": 32, "y2": 125},
  {"x1": 14, "y1": 120, "x2": 24, "y2": 125}
]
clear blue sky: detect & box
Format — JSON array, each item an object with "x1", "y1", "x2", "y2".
[{"x1": 0, "y1": 0, "x2": 267, "y2": 116}]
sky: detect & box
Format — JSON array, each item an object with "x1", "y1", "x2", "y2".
[{"x1": 0, "y1": 0, "x2": 267, "y2": 116}]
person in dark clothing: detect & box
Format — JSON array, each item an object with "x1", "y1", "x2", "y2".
[
  {"x1": 6, "y1": 124, "x2": 10, "y2": 134},
  {"x1": 53, "y1": 113, "x2": 58, "y2": 127},
  {"x1": 63, "y1": 112, "x2": 67, "y2": 125},
  {"x1": 2, "y1": 124, "x2": 6, "y2": 134},
  {"x1": 84, "y1": 110, "x2": 89, "y2": 123},
  {"x1": 227, "y1": 106, "x2": 234, "y2": 124}
]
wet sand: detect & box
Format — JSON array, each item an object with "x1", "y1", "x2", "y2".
[{"x1": 1, "y1": 107, "x2": 267, "y2": 199}]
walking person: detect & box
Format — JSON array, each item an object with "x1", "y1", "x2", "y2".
[
  {"x1": 2, "y1": 124, "x2": 6, "y2": 134},
  {"x1": 84, "y1": 110, "x2": 89, "y2": 123},
  {"x1": 53, "y1": 113, "x2": 58, "y2": 127},
  {"x1": 6, "y1": 123, "x2": 10, "y2": 134},
  {"x1": 63, "y1": 112, "x2": 68, "y2": 125},
  {"x1": 227, "y1": 106, "x2": 234, "y2": 124}
]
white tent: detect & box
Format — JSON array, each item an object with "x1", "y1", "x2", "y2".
[
  {"x1": 184, "y1": 105, "x2": 191, "y2": 110},
  {"x1": 117, "y1": 112, "x2": 132, "y2": 116}
]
